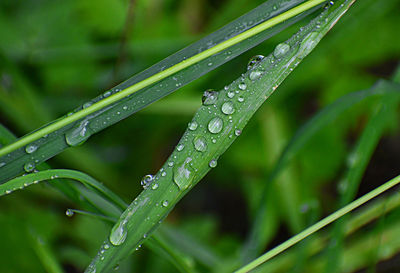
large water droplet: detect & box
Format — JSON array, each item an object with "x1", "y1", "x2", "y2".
[
  {"x1": 227, "y1": 91, "x2": 235, "y2": 98},
  {"x1": 193, "y1": 136, "x2": 207, "y2": 152},
  {"x1": 208, "y1": 117, "x2": 223, "y2": 134},
  {"x1": 173, "y1": 157, "x2": 194, "y2": 190},
  {"x1": 247, "y1": 55, "x2": 265, "y2": 70},
  {"x1": 221, "y1": 102, "x2": 235, "y2": 115},
  {"x1": 109, "y1": 220, "x2": 127, "y2": 246},
  {"x1": 273, "y1": 43, "x2": 291, "y2": 58},
  {"x1": 298, "y1": 32, "x2": 319, "y2": 59},
  {"x1": 162, "y1": 200, "x2": 169, "y2": 207},
  {"x1": 24, "y1": 162, "x2": 35, "y2": 172},
  {"x1": 235, "y1": 129, "x2": 242, "y2": 136},
  {"x1": 140, "y1": 174, "x2": 154, "y2": 189},
  {"x1": 25, "y1": 144, "x2": 38, "y2": 154},
  {"x1": 209, "y1": 160, "x2": 217, "y2": 168},
  {"x1": 188, "y1": 121, "x2": 198, "y2": 131},
  {"x1": 238, "y1": 96, "x2": 244, "y2": 103},
  {"x1": 202, "y1": 89, "x2": 218, "y2": 105},
  {"x1": 249, "y1": 70, "x2": 263, "y2": 81},
  {"x1": 65, "y1": 120, "x2": 91, "y2": 146},
  {"x1": 177, "y1": 144, "x2": 184, "y2": 151}
]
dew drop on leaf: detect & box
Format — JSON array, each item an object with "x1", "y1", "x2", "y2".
[
  {"x1": 209, "y1": 159, "x2": 217, "y2": 168},
  {"x1": 221, "y1": 102, "x2": 235, "y2": 115},
  {"x1": 238, "y1": 82, "x2": 247, "y2": 90},
  {"x1": 249, "y1": 70, "x2": 263, "y2": 81},
  {"x1": 109, "y1": 220, "x2": 128, "y2": 246},
  {"x1": 188, "y1": 121, "x2": 198, "y2": 131},
  {"x1": 65, "y1": 120, "x2": 91, "y2": 146},
  {"x1": 193, "y1": 136, "x2": 207, "y2": 152},
  {"x1": 173, "y1": 157, "x2": 194, "y2": 190},
  {"x1": 273, "y1": 43, "x2": 290, "y2": 58},
  {"x1": 247, "y1": 55, "x2": 265, "y2": 70},
  {"x1": 202, "y1": 89, "x2": 218, "y2": 105},
  {"x1": 65, "y1": 209, "x2": 74, "y2": 217},
  {"x1": 25, "y1": 144, "x2": 38, "y2": 154},
  {"x1": 24, "y1": 162, "x2": 35, "y2": 172},
  {"x1": 208, "y1": 117, "x2": 223, "y2": 134},
  {"x1": 140, "y1": 174, "x2": 154, "y2": 189}
]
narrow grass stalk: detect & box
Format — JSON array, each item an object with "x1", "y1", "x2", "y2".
[{"x1": 234, "y1": 174, "x2": 400, "y2": 273}]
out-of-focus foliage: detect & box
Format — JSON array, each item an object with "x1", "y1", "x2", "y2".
[{"x1": 0, "y1": 0, "x2": 399, "y2": 272}]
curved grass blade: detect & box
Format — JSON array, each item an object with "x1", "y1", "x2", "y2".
[
  {"x1": 0, "y1": 169, "x2": 127, "y2": 211},
  {"x1": 234, "y1": 174, "x2": 400, "y2": 273},
  {"x1": 243, "y1": 79, "x2": 400, "y2": 260},
  {"x1": 85, "y1": 1, "x2": 357, "y2": 272},
  {"x1": 0, "y1": 0, "x2": 327, "y2": 183},
  {"x1": 325, "y1": 94, "x2": 400, "y2": 272}
]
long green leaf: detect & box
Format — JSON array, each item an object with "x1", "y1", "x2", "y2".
[
  {"x1": 0, "y1": 0, "x2": 326, "y2": 183},
  {"x1": 85, "y1": 1, "x2": 356, "y2": 272}
]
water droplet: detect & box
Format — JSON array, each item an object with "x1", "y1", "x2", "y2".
[
  {"x1": 173, "y1": 157, "x2": 194, "y2": 190},
  {"x1": 66, "y1": 209, "x2": 74, "y2": 217},
  {"x1": 123, "y1": 106, "x2": 128, "y2": 110},
  {"x1": 298, "y1": 32, "x2": 319, "y2": 59},
  {"x1": 208, "y1": 117, "x2": 223, "y2": 134},
  {"x1": 5, "y1": 190, "x2": 11, "y2": 194},
  {"x1": 168, "y1": 162, "x2": 174, "y2": 167},
  {"x1": 0, "y1": 162, "x2": 6, "y2": 168},
  {"x1": 209, "y1": 160, "x2": 217, "y2": 168},
  {"x1": 193, "y1": 136, "x2": 207, "y2": 152},
  {"x1": 177, "y1": 144, "x2": 184, "y2": 151},
  {"x1": 24, "y1": 162, "x2": 35, "y2": 172},
  {"x1": 188, "y1": 121, "x2": 198, "y2": 131},
  {"x1": 161, "y1": 171, "x2": 167, "y2": 177},
  {"x1": 113, "y1": 264, "x2": 120, "y2": 271},
  {"x1": 238, "y1": 97, "x2": 244, "y2": 103},
  {"x1": 235, "y1": 129, "x2": 242, "y2": 136},
  {"x1": 273, "y1": 43, "x2": 291, "y2": 58},
  {"x1": 227, "y1": 91, "x2": 235, "y2": 98},
  {"x1": 221, "y1": 102, "x2": 235, "y2": 115},
  {"x1": 25, "y1": 144, "x2": 38, "y2": 154},
  {"x1": 109, "y1": 220, "x2": 127, "y2": 246},
  {"x1": 65, "y1": 120, "x2": 91, "y2": 146},
  {"x1": 247, "y1": 55, "x2": 265, "y2": 70},
  {"x1": 162, "y1": 200, "x2": 169, "y2": 207},
  {"x1": 83, "y1": 102, "x2": 93, "y2": 109},
  {"x1": 238, "y1": 82, "x2": 247, "y2": 90},
  {"x1": 202, "y1": 89, "x2": 218, "y2": 105},
  {"x1": 103, "y1": 91, "x2": 112, "y2": 97},
  {"x1": 141, "y1": 174, "x2": 154, "y2": 189},
  {"x1": 249, "y1": 70, "x2": 263, "y2": 81},
  {"x1": 151, "y1": 183, "x2": 159, "y2": 190}
]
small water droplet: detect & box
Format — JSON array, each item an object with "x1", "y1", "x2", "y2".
[
  {"x1": 66, "y1": 209, "x2": 74, "y2": 217},
  {"x1": 209, "y1": 160, "x2": 217, "y2": 168},
  {"x1": 123, "y1": 106, "x2": 128, "y2": 110},
  {"x1": 25, "y1": 144, "x2": 38, "y2": 154},
  {"x1": 83, "y1": 102, "x2": 93, "y2": 109},
  {"x1": 161, "y1": 171, "x2": 167, "y2": 177},
  {"x1": 227, "y1": 90, "x2": 235, "y2": 98},
  {"x1": 188, "y1": 121, "x2": 198, "y2": 131},
  {"x1": 24, "y1": 162, "x2": 35, "y2": 172},
  {"x1": 141, "y1": 174, "x2": 154, "y2": 189},
  {"x1": 202, "y1": 89, "x2": 218, "y2": 105},
  {"x1": 208, "y1": 117, "x2": 223, "y2": 134},
  {"x1": 247, "y1": 55, "x2": 265, "y2": 70},
  {"x1": 221, "y1": 102, "x2": 235, "y2": 115},
  {"x1": 238, "y1": 96, "x2": 244, "y2": 103},
  {"x1": 104, "y1": 244, "x2": 110, "y2": 249},
  {"x1": 249, "y1": 70, "x2": 263, "y2": 81},
  {"x1": 168, "y1": 162, "x2": 174, "y2": 167},
  {"x1": 0, "y1": 162, "x2": 6, "y2": 167},
  {"x1": 5, "y1": 190, "x2": 11, "y2": 194},
  {"x1": 193, "y1": 136, "x2": 207, "y2": 152},
  {"x1": 162, "y1": 200, "x2": 169, "y2": 207},
  {"x1": 238, "y1": 82, "x2": 247, "y2": 90},
  {"x1": 235, "y1": 129, "x2": 242, "y2": 136},
  {"x1": 109, "y1": 220, "x2": 127, "y2": 246},
  {"x1": 152, "y1": 183, "x2": 159, "y2": 190},
  {"x1": 177, "y1": 144, "x2": 184, "y2": 151},
  {"x1": 273, "y1": 43, "x2": 291, "y2": 58},
  {"x1": 103, "y1": 91, "x2": 112, "y2": 97}
]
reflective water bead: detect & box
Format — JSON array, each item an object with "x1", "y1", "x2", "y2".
[
  {"x1": 221, "y1": 102, "x2": 235, "y2": 115},
  {"x1": 298, "y1": 32, "x2": 319, "y2": 59},
  {"x1": 151, "y1": 183, "x2": 159, "y2": 190},
  {"x1": 177, "y1": 144, "x2": 184, "y2": 151},
  {"x1": 173, "y1": 157, "x2": 194, "y2": 190},
  {"x1": 238, "y1": 96, "x2": 244, "y2": 103},
  {"x1": 273, "y1": 43, "x2": 290, "y2": 58},
  {"x1": 227, "y1": 90, "x2": 235, "y2": 98},
  {"x1": 247, "y1": 55, "x2": 265, "y2": 70},
  {"x1": 209, "y1": 118, "x2": 223, "y2": 134},
  {"x1": 188, "y1": 121, "x2": 198, "y2": 131},
  {"x1": 65, "y1": 209, "x2": 74, "y2": 217},
  {"x1": 140, "y1": 174, "x2": 154, "y2": 189},
  {"x1": 193, "y1": 136, "x2": 207, "y2": 152},
  {"x1": 83, "y1": 102, "x2": 93, "y2": 109},
  {"x1": 109, "y1": 220, "x2": 127, "y2": 246},
  {"x1": 25, "y1": 144, "x2": 38, "y2": 154},
  {"x1": 209, "y1": 160, "x2": 217, "y2": 168},
  {"x1": 249, "y1": 70, "x2": 263, "y2": 81},
  {"x1": 235, "y1": 129, "x2": 242, "y2": 136},
  {"x1": 24, "y1": 162, "x2": 35, "y2": 172},
  {"x1": 162, "y1": 200, "x2": 169, "y2": 207},
  {"x1": 202, "y1": 89, "x2": 218, "y2": 105},
  {"x1": 238, "y1": 82, "x2": 247, "y2": 90}
]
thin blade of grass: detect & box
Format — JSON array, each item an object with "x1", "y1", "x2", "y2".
[
  {"x1": 0, "y1": 0, "x2": 326, "y2": 183},
  {"x1": 85, "y1": 1, "x2": 357, "y2": 272},
  {"x1": 243, "y1": 79, "x2": 400, "y2": 260},
  {"x1": 234, "y1": 174, "x2": 400, "y2": 273}
]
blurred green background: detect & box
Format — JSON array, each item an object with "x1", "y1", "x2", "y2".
[{"x1": 0, "y1": 0, "x2": 400, "y2": 272}]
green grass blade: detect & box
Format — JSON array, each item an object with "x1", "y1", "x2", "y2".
[
  {"x1": 243, "y1": 79, "x2": 400, "y2": 260},
  {"x1": 0, "y1": 169, "x2": 127, "y2": 211},
  {"x1": 234, "y1": 174, "x2": 400, "y2": 273},
  {"x1": 85, "y1": 1, "x2": 357, "y2": 272},
  {"x1": 0, "y1": 0, "x2": 326, "y2": 183}
]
